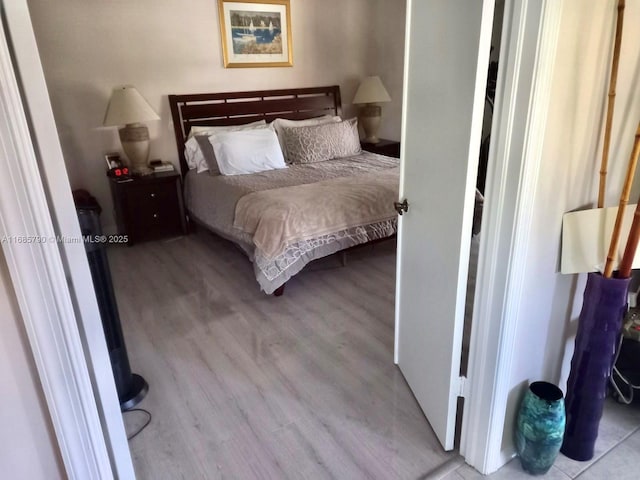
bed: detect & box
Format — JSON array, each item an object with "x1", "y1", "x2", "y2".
[{"x1": 169, "y1": 86, "x2": 399, "y2": 295}]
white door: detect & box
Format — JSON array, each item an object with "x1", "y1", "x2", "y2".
[{"x1": 395, "y1": 0, "x2": 495, "y2": 450}]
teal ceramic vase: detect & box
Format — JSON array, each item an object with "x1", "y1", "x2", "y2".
[{"x1": 515, "y1": 381, "x2": 566, "y2": 475}]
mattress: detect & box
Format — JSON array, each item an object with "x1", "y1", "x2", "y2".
[{"x1": 184, "y1": 151, "x2": 400, "y2": 293}]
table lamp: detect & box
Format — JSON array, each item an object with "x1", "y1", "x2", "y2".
[
  {"x1": 103, "y1": 86, "x2": 160, "y2": 175},
  {"x1": 353, "y1": 76, "x2": 391, "y2": 144}
]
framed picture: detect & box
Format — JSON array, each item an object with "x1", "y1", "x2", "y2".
[
  {"x1": 104, "y1": 152, "x2": 122, "y2": 169},
  {"x1": 218, "y1": 0, "x2": 293, "y2": 68}
]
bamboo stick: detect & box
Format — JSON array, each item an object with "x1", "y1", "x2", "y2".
[
  {"x1": 604, "y1": 122, "x2": 640, "y2": 278},
  {"x1": 619, "y1": 199, "x2": 640, "y2": 278},
  {"x1": 598, "y1": 0, "x2": 626, "y2": 208}
]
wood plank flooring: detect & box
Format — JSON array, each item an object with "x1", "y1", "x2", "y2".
[{"x1": 109, "y1": 232, "x2": 454, "y2": 479}]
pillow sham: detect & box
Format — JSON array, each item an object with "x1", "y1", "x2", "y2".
[
  {"x1": 188, "y1": 119, "x2": 266, "y2": 139},
  {"x1": 209, "y1": 128, "x2": 287, "y2": 176},
  {"x1": 282, "y1": 117, "x2": 361, "y2": 164},
  {"x1": 271, "y1": 115, "x2": 341, "y2": 162},
  {"x1": 183, "y1": 120, "x2": 268, "y2": 174}
]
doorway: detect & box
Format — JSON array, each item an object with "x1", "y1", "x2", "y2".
[{"x1": 3, "y1": 0, "x2": 564, "y2": 474}]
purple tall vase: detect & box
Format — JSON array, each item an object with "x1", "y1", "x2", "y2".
[{"x1": 561, "y1": 272, "x2": 629, "y2": 461}]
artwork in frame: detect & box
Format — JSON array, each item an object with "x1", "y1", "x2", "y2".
[{"x1": 218, "y1": 0, "x2": 293, "y2": 68}]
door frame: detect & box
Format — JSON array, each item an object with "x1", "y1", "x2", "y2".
[
  {"x1": 0, "y1": 15, "x2": 114, "y2": 480},
  {"x1": 0, "y1": 0, "x2": 561, "y2": 477},
  {"x1": 1, "y1": 1, "x2": 135, "y2": 478},
  {"x1": 461, "y1": 0, "x2": 562, "y2": 473}
]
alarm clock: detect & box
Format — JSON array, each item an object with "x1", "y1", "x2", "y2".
[
  {"x1": 105, "y1": 153, "x2": 131, "y2": 180},
  {"x1": 107, "y1": 166, "x2": 131, "y2": 179}
]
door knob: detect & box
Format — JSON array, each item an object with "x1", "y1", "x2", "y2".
[{"x1": 394, "y1": 199, "x2": 409, "y2": 215}]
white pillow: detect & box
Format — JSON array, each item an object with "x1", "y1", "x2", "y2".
[
  {"x1": 209, "y1": 128, "x2": 287, "y2": 176},
  {"x1": 188, "y1": 120, "x2": 266, "y2": 139},
  {"x1": 271, "y1": 115, "x2": 341, "y2": 162},
  {"x1": 183, "y1": 120, "x2": 268, "y2": 173}
]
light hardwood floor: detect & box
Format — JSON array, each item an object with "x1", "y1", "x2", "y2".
[{"x1": 110, "y1": 231, "x2": 455, "y2": 479}]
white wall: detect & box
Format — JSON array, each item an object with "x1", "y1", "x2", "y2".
[
  {"x1": 368, "y1": 0, "x2": 407, "y2": 143},
  {"x1": 0, "y1": 251, "x2": 65, "y2": 479},
  {"x1": 500, "y1": 0, "x2": 640, "y2": 457},
  {"x1": 26, "y1": 0, "x2": 406, "y2": 232}
]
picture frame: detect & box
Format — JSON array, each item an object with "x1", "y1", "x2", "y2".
[
  {"x1": 104, "y1": 152, "x2": 122, "y2": 170},
  {"x1": 218, "y1": 0, "x2": 293, "y2": 68}
]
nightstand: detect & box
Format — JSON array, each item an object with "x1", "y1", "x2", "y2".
[
  {"x1": 109, "y1": 171, "x2": 187, "y2": 245},
  {"x1": 360, "y1": 139, "x2": 401, "y2": 158}
]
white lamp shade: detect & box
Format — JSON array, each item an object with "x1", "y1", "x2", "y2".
[
  {"x1": 103, "y1": 86, "x2": 160, "y2": 126},
  {"x1": 353, "y1": 76, "x2": 391, "y2": 104}
]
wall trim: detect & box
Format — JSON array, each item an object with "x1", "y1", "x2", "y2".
[
  {"x1": 0, "y1": 15, "x2": 113, "y2": 480},
  {"x1": 461, "y1": 0, "x2": 563, "y2": 474}
]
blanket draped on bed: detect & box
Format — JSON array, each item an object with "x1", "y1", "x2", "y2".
[{"x1": 233, "y1": 167, "x2": 400, "y2": 260}]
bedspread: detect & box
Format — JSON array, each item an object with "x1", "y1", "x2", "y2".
[{"x1": 234, "y1": 168, "x2": 400, "y2": 259}]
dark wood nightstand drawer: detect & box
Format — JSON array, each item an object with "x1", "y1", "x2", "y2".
[
  {"x1": 360, "y1": 139, "x2": 401, "y2": 158},
  {"x1": 109, "y1": 171, "x2": 187, "y2": 245},
  {"x1": 129, "y1": 185, "x2": 179, "y2": 226}
]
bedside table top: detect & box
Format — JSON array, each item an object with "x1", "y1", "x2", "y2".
[
  {"x1": 109, "y1": 170, "x2": 180, "y2": 185},
  {"x1": 360, "y1": 139, "x2": 401, "y2": 158},
  {"x1": 361, "y1": 139, "x2": 399, "y2": 148}
]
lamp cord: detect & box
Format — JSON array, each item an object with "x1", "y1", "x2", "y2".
[
  {"x1": 123, "y1": 408, "x2": 152, "y2": 441},
  {"x1": 610, "y1": 335, "x2": 640, "y2": 404}
]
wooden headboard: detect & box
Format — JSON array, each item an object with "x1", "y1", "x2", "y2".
[{"x1": 168, "y1": 85, "x2": 342, "y2": 176}]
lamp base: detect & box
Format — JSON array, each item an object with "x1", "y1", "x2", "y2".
[
  {"x1": 119, "y1": 123, "x2": 152, "y2": 175},
  {"x1": 358, "y1": 104, "x2": 382, "y2": 144}
]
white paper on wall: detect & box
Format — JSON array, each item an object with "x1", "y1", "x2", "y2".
[{"x1": 561, "y1": 204, "x2": 638, "y2": 274}]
